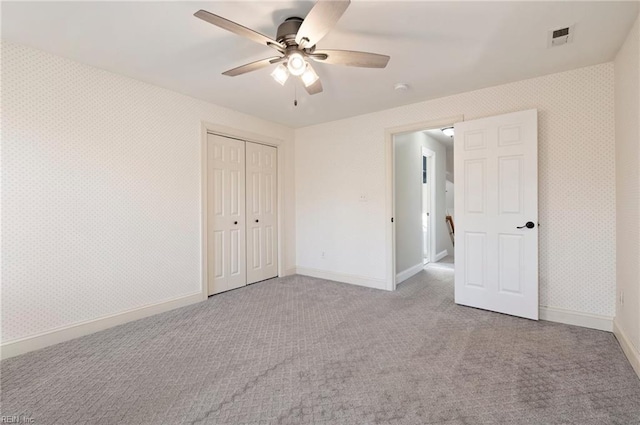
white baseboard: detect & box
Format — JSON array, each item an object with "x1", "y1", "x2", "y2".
[
  {"x1": 396, "y1": 263, "x2": 424, "y2": 284},
  {"x1": 539, "y1": 306, "x2": 613, "y2": 332},
  {"x1": 433, "y1": 250, "x2": 448, "y2": 262},
  {"x1": 1, "y1": 292, "x2": 204, "y2": 360},
  {"x1": 295, "y1": 267, "x2": 388, "y2": 291},
  {"x1": 283, "y1": 268, "x2": 298, "y2": 277},
  {"x1": 613, "y1": 319, "x2": 640, "y2": 379}
]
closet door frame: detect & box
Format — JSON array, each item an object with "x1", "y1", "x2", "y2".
[{"x1": 200, "y1": 122, "x2": 284, "y2": 299}]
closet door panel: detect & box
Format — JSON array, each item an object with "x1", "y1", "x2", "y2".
[
  {"x1": 246, "y1": 142, "x2": 278, "y2": 284},
  {"x1": 207, "y1": 134, "x2": 246, "y2": 295}
]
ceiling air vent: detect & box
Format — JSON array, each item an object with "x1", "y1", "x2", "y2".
[{"x1": 548, "y1": 25, "x2": 574, "y2": 48}]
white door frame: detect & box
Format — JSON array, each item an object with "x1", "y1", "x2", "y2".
[
  {"x1": 385, "y1": 115, "x2": 464, "y2": 291},
  {"x1": 200, "y1": 122, "x2": 284, "y2": 300},
  {"x1": 421, "y1": 147, "x2": 436, "y2": 265}
]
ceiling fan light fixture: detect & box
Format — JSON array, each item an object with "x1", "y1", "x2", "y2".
[
  {"x1": 271, "y1": 64, "x2": 290, "y2": 85},
  {"x1": 301, "y1": 64, "x2": 319, "y2": 87},
  {"x1": 195, "y1": 0, "x2": 389, "y2": 96},
  {"x1": 287, "y1": 52, "x2": 306, "y2": 76},
  {"x1": 442, "y1": 127, "x2": 455, "y2": 137}
]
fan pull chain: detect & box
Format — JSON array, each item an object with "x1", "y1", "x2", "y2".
[{"x1": 294, "y1": 84, "x2": 298, "y2": 107}]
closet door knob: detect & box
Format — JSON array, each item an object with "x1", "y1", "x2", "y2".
[
  {"x1": 255, "y1": 219, "x2": 259, "y2": 223},
  {"x1": 234, "y1": 221, "x2": 238, "y2": 225}
]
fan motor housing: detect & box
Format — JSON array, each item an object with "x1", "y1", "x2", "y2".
[{"x1": 276, "y1": 17, "x2": 303, "y2": 45}]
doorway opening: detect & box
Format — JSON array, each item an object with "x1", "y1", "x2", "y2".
[
  {"x1": 422, "y1": 151, "x2": 433, "y2": 265},
  {"x1": 391, "y1": 124, "x2": 456, "y2": 286},
  {"x1": 386, "y1": 110, "x2": 538, "y2": 319}
]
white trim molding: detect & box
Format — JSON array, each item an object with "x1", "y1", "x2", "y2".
[
  {"x1": 295, "y1": 267, "x2": 388, "y2": 291},
  {"x1": 396, "y1": 263, "x2": 424, "y2": 284},
  {"x1": 1, "y1": 292, "x2": 203, "y2": 360},
  {"x1": 613, "y1": 319, "x2": 640, "y2": 379},
  {"x1": 539, "y1": 306, "x2": 613, "y2": 332},
  {"x1": 433, "y1": 250, "x2": 449, "y2": 263}
]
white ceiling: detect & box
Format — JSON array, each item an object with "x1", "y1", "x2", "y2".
[
  {"x1": 3, "y1": 1, "x2": 637, "y2": 128},
  {"x1": 424, "y1": 128, "x2": 453, "y2": 150}
]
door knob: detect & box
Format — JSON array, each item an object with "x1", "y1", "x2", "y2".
[
  {"x1": 517, "y1": 221, "x2": 535, "y2": 229},
  {"x1": 255, "y1": 219, "x2": 259, "y2": 223},
  {"x1": 234, "y1": 221, "x2": 238, "y2": 225}
]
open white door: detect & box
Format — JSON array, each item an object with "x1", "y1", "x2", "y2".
[{"x1": 454, "y1": 109, "x2": 538, "y2": 320}]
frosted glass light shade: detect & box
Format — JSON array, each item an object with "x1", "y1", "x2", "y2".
[
  {"x1": 271, "y1": 64, "x2": 289, "y2": 85},
  {"x1": 287, "y1": 53, "x2": 306, "y2": 76},
  {"x1": 301, "y1": 65, "x2": 319, "y2": 87},
  {"x1": 442, "y1": 127, "x2": 454, "y2": 137}
]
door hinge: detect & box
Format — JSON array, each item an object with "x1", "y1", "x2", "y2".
[{"x1": 391, "y1": 217, "x2": 394, "y2": 223}]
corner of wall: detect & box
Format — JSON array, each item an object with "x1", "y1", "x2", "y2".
[
  {"x1": 613, "y1": 10, "x2": 640, "y2": 377},
  {"x1": 614, "y1": 319, "x2": 640, "y2": 379}
]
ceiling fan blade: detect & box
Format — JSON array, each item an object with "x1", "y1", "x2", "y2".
[
  {"x1": 304, "y1": 78, "x2": 323, "y2": 95},
  {"x1": 195, "y1": 10, "x2": 285, "y2": 51},
  {"x1": 222, "y1": 57, "x2": 282, "y2": 77},
  {"x1": 311, "y1": 49, "x2": 390, "y2": 68},
  {"x1": 295, "y1": 0, "x2": 350, "y2": 48}
]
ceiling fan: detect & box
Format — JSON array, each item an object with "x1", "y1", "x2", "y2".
[{"x1": 194, "y1": 0, "x2": 390, "y2": 95}]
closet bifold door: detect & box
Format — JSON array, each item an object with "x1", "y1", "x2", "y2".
[
  {"x1": 245, "y1": 142, "x2": 278, "y2": 284},
  {"x1": 207, "y1": 134, "x2": 247, "y2": 295}
]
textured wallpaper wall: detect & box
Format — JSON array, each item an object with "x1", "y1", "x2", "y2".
[
  {"x1": 1, "y1": 40, "x2": 619, "y2": 345},
  {"x1": 296, "y1": 62, "x2": 616, "y2": 318},
  {"x1": 1, "y1": 42, "x2": 295, "y2": 342},
  {"x1": 615, "y1": 16, "x2": 640, "y2": 352}
]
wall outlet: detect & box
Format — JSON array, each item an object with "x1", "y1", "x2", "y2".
[{"x1": 359, "y1": 194, "x2": 368, "y2": 202}]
